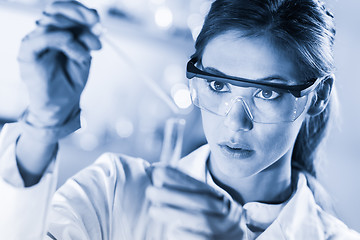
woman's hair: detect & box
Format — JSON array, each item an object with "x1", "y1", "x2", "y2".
[{"x1": 193, "y1": 0, "x2": 336, "y2": 211}]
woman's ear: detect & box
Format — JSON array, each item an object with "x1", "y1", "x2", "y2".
[{"x1": 307, "y1": 74, "x2": 334, "y2": 116}]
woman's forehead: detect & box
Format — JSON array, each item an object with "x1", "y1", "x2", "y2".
[{"x1": 201, "y1": 32, "x2": 302, "y2": 85}]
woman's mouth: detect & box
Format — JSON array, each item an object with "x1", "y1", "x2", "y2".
[{"x1": 218, "y1": 143, "x2": 255, "y2": 159}]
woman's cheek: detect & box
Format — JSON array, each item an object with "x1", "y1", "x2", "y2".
[
  {"x1": 201, "y1": 110, "x2": 222, "y2": 142},
  {"x1": 254, "y1": 123, "x2": 302, "y2": 160}
]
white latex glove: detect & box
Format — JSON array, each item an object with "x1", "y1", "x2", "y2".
[
  {"x1": 17, "y1": 0, "x2": 102, "y2": 142},
  {"x1": 146, "y1": 165, "x2": 245, "y2": 240}
]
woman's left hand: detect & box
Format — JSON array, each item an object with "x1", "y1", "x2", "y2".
[{"x1": 146, "y1": 165, "x2": 244, "y2": 239}]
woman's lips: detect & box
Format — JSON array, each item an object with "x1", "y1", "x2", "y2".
[{"x1": 218, "y1": 143, "x2": 255, "y2": 159}]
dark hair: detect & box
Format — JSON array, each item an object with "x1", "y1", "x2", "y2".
[{"x1": 193, "y1": 0, "x2": 336, "y2": 211}]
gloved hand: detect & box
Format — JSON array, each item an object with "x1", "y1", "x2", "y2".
[
  {"x1": 17, "y1": 0, "x2": 102, "y2": 142},
  {"x1": 146, "y1": 165, "x2": 245, "y2": 239}
]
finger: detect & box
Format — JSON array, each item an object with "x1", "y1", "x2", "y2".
[
  {"x1": 44, "y1": 1, "x2": 99, "y2": 27},
  {"x1": 169, "y1": 224, "x2": 243, "y2": 240},
  {"x1": 37, "y1": 13, "x2": 76, "y2": 29},
  {"x1": 167, "y1": 227, "x2": 210, "y2": 240},
  {"x1": 38, "y1": 11, "x2": 102, "y2": 36},
  {"x1": 36, "y1": 14, "x2": 102, "y2": 51},
  {"x1": 66, "y1": 58, "x2": 91, "y2": 90},
  {"x1": 19, "y1": 29, "x2": 90, "y2": 64},
  {"x1": 77, "y1": 30, "x2": 102, "y2": 50},
  {"x1": 150, "y1": 166, "x2": 223, "y2": 197},
  {"x1": 146, "y1": 185, "x2": 227, "y2": 215},
  {"x1": 149, "y1": 204, "x2": 227, "y2": 235}
]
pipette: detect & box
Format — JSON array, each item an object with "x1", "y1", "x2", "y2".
[
  {"x1": 92, "y1": 23, "x2": 181, "y2": 115},
  {"x1": 92, "y1": 24, "x2": 187, "y2": 164},
  {"x1": 96, "y1": 25, "x2": 188, "y2": 240}
]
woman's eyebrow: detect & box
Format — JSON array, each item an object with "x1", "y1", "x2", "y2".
[
  {"x1": 203, "y1": 66, "x2": 292, "y2": 84},
  {"x1": 203, "y1": 66, "x2": 228, "y2": 77}
]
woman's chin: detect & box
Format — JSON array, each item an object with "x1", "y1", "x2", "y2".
[{"x1": 209, "y1": 150, "x2": 261, "y2": 179}]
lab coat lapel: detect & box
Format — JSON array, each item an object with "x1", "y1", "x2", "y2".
[
  {"x1": 258, "y1": 173, "x2": 325, "y2": 239},
  {"x1": 176, "y1": 145, "x2": 326, "y2": 239},
  {"x1": 176, "y1": 144, "x2": 210, "y2": 182}
]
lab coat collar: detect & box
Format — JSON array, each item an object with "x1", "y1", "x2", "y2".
[
  {"x1": 176, "y1": 144, "x2": 210, "y2": 182},
  {"x1": 177, "y1": 144, "x2": 325, "y2": 239},
  {"x1": 257, "y1": 172, "x2": 325, "y2": 239}
]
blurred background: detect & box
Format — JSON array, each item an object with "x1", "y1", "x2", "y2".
[{"x1": 0, "y1": 0, "x2": 359, "y2": 232}]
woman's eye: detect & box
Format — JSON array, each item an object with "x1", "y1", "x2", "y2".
[
  {"x1": 255, "y1": 89, "x2": 281, "y2": 100},
  {"x1": 208, "y1": 81, "x2": 230, "y2": 92}
]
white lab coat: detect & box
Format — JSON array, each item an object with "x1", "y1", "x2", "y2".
[{"x1": 0, "y1": 123, "x2": 359, "y2": 240}]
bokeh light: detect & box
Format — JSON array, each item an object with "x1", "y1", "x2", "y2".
[
  {"x1": 171, "y1": 83, "x2": 192, "y2": 109},
  {"x1": 115, "y1": 117, "x2": 134, "y2": 138},
  {"x1": 154, "y1": 6, "x2": 173, "y2": 29}
]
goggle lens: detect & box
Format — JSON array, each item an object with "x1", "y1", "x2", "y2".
[{"x1": 189, "y1": 77, "x2": 308, "y2": 123}]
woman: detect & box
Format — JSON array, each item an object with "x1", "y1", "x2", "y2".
[{"x1": 0, "y1": 0, "x2": 359, "y2": 239}]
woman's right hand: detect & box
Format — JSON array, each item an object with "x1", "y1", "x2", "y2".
[
  {"x1": 18, "y1": 0, "x2": 102, "y2": 131},
  {"x1": 14, "y1": 1, "x2": 102, "y2": 186}
]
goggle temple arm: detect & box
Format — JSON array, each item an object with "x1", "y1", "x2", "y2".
[
  {"x1": 295, "y1": 76, "x2": 325, "y2": 97},
  {"x1": 186, "y1": 58, "x2": 326, "y2": 98}
]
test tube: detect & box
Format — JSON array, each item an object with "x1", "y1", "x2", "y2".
[
  {"x1": 160, "y1": 118, "x2": 186, "y2": 165},
  {"x1": 94, "y1": 24, "x2": 188, "y2": 240}
]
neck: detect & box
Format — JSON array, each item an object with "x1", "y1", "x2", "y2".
[{"x1": 209, "y1": 152, "x2": 293, "y2": 205}]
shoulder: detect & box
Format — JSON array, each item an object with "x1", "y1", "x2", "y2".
[
  {"x1": 48, "y1": 153, "x2": 152, "y2": 238},
  {"x1": 278, "y1": 172, "x2": 360, "y2": 239},
  {"x1": 54, "y1": 152, "x2": 151, "y2": 204},
  {"x1": 92, "y1": 152, "x2": 151, "y2": 182},
  {"x1": 301, "y1": 172, "x2": 360, "y2": 239},
  {"x1": 72, "y1": 152, "x2": 151, "y2": 190},
  {"x1": 316, "y1": 207, "x2": 360, "y2": 239}
]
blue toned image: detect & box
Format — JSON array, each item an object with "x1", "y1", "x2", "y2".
[{"x1": 0, "y1": 0, "x2": 359, "y2": 239}]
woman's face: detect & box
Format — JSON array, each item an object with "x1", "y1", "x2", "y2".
[{"x1": 201, "y1": 31, "x2": 311, "y2": 179}]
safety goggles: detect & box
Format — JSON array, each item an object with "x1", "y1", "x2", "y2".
[{"x1": 186, "y1": 58, "x2": 323, "y2": 123}]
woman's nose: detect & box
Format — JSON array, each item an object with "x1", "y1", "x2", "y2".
[{"x1": 223, "y1": 99, "x2": 253, "y2": 132}]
